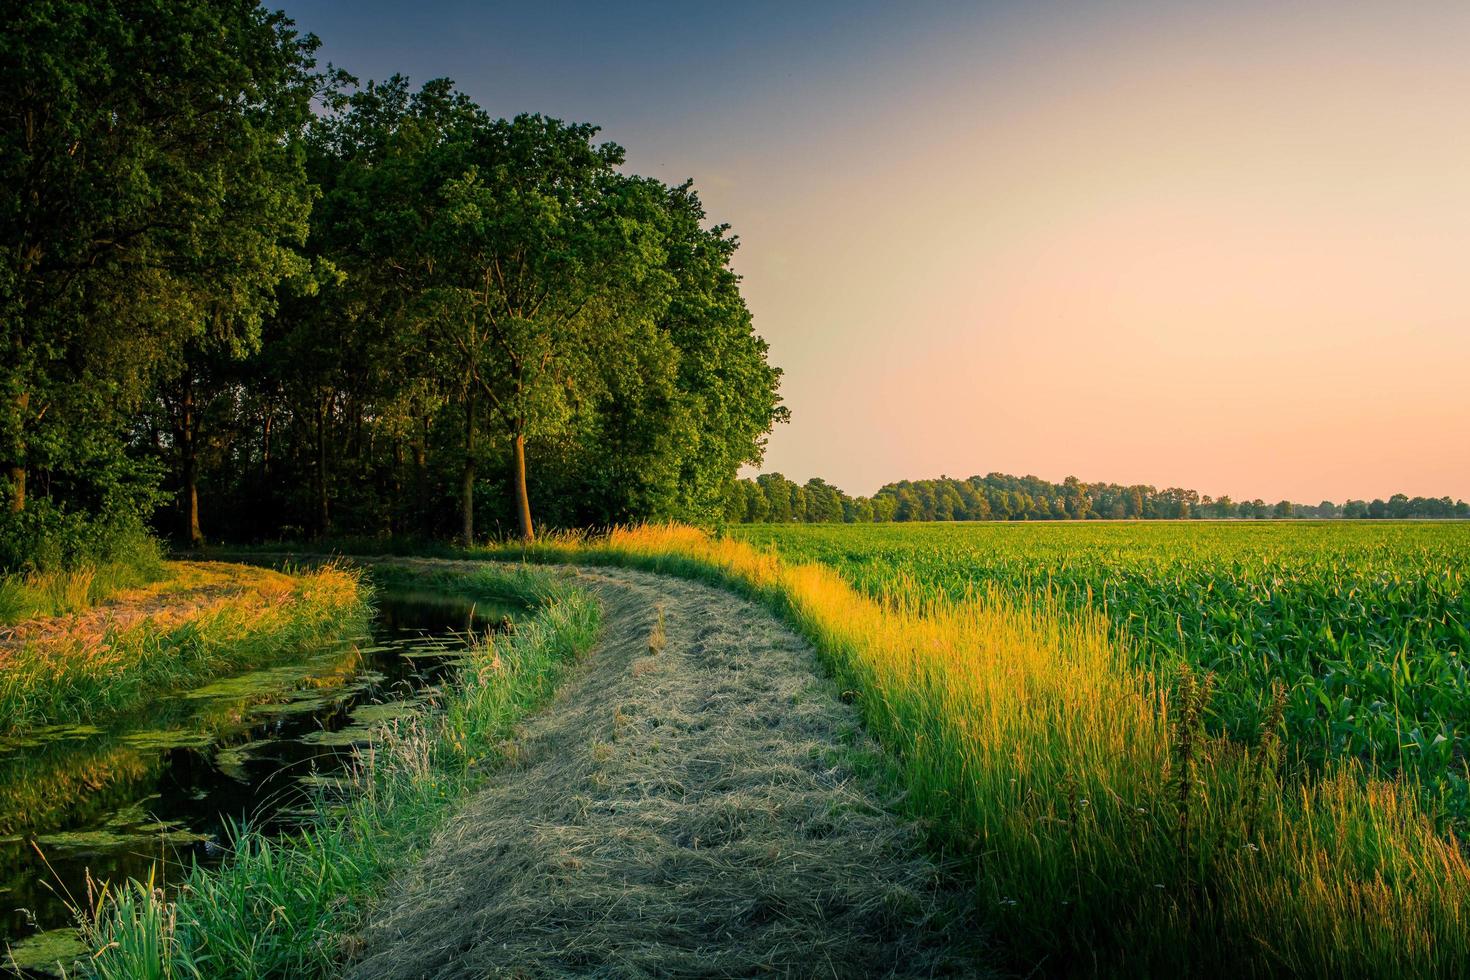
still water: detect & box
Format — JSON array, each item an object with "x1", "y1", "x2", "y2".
[{"x1": 0, "y1": 588, "x2": 516, "y2": 975}]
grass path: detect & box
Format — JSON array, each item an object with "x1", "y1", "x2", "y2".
[{"x1": 346, "y1": 565, "x2": 979, "y2": 979}]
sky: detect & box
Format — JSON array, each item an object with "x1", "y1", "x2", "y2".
[{"x1": 280, "y1": 0, "x2": 1470, "y2": 502}]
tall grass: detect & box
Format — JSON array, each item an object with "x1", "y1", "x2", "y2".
[
  {"x1": 0, "y1": 564, "x2": 368, "y2": 735},
  {"x1": 0, "y1": 532, "x2": 165, "y2": 625},
  {"x1": 490, "y1": 525, "x2": 1469, "y2": 978},
  {"x1": 80, "y1": 564, "x2": 600, "y2": 979},
  {"x1": 733, "y1": 521, "x2": 1470, "y2": 821}
]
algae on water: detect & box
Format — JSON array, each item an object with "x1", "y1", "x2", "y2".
[{"x1": 4, "y1": 926, "x2": 86, "y2": 974}]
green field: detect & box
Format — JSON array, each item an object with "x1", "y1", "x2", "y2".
[{"x1": 732, "y1": 521, "x2": 1470, "y2": 821}]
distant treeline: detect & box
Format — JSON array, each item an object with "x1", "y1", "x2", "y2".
[{"x1": 726, "y1": 473, "x2": 1470, "y2": 523}]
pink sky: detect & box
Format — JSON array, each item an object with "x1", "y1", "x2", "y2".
[
  {"x1": 681, "y1": 3, "x2": 1470, "y2": 501},
  {"x1": 293, "y1": 0, "x2": 1470, "y2": 502}
]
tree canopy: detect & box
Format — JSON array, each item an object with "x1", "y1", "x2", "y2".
[{"x1": 1, "y1": 5, "x2": 786, "y2": 564}]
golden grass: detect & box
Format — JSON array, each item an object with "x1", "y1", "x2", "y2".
[
  {"x1": 496, "y1": 524, "x2": 1470, "y2": 977},
  {"x1": 0, "y1": 562, "x2": 367, "y2": 735}
]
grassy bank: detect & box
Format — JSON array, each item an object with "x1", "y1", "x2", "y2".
[
  {"x1": 480, "y1": 525, "x2": 1469, "y2": 978},
  {"x1": 733, "y1": 521, "x2": 1470, "y2": 822},
  {"x1": 0, "y1": 530, "x2": 165, "y2": 626},
  {"x1": 81, "y1": 563, "x2": 600, "y2": 979},
  {"x1": 0, "y1": 562, "x2": 368, "y2": 736}
]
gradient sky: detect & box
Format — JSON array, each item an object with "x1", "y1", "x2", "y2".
[{"x1": 281, "y1": 0, "x2": 1470, "y2": 502}]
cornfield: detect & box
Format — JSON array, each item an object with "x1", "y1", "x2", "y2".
[{"x1": 733, "y1": 521, "x2": 1470, "y2": 822}]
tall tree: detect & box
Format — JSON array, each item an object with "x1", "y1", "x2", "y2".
[
  {"x1": 2, "y1": 0, "x2": 319, "y2": 537},
  {"x1": 425, "y1": 115, "x2": 671, "y2": 542}
]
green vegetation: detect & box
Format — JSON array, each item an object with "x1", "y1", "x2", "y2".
[
  {"x1": 4, "y1": 1, "x2": 785, "y2": 563},
  {"x1": 0, "y1": 521, "x2": 164, "y2": 625},
  {"x1": 733, "y1": 521, "x2": 1470, "y2": 821},
  {"x1": 3, "y1": 0, "x2": 321, "y2": 547},
  {"x1": 726, "y1": 471, "x2": 1469, "y2": 523},
  {"x1": 80, "y1": 562, "x2": 599, "y2": 978},
  {"x1": 483, "y1": 526, "x2": 1470, "y2": 978},
  {"x1": 0, "y1": 562, "x2": 367, "y2": 735}
]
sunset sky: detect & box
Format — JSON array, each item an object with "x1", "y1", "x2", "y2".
[{"x1": 284, "y1": 0, "x2": 1470, "y2": 502}]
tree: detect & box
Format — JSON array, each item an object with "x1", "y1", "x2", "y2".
[
  {"x1": 423, "y1": 116, "x2": 673, "y2": 542},
  {"x1": 1126, "y1": 486, "x2": 1146, "y2": 519},
  {"x1": 569, "y1": 181, "x2": 785, "y2": 527},
  {"x1": 843, "y1": 496, "x2": 875, "y2": 523},
  {"x1": 1062, "y1": 476, "x2": 1092, "y2": 520},
  {"x1": 2, "y1": 0, "x2": 320, "y2": 542},
  {"x1": 758, "y1": 474, "x2": 793, "y2": 523},
  {"x1": 802, "y1": 478, "x2": 845, "y2": 523}
]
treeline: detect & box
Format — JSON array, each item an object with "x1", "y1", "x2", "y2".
[
  {"x1": 726, "y1": 473, "x2": 1470, "y2": 523},
  {"x1": 2, "y1": 0, "x2": 784, "y2": 568}
]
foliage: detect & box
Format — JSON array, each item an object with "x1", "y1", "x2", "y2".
[
  {"x1": 80, "y1": 563, "x2": 600, "y2": 978},
  {"x1": 1, "y1": 0, "x2": 323, "y2": 531}
]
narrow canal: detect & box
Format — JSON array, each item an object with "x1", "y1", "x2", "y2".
[{"x1": 1, "y1": 586, "x2": 517, "y2": 975}]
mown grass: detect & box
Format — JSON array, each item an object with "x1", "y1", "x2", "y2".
[
  {"x1": 482, "y1": 525, "x2": 1470, "y2": 978},
  {"x1": 0, "y1": 563, "x2": 368, "y2": 736},
  {"x1": 79, "y1": 563, "x2": 600, "y2": 979}
]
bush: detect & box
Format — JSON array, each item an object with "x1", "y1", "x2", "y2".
[{"x1": 0, "y1": 504, "x2": 164, "y2": 623}]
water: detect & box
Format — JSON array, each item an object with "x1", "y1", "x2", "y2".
[{"x1": 0, "y1": 588, "x2": 517, "y2": 976}]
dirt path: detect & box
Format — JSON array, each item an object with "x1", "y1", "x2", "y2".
[{"x1": 346, "y1": 565, "x2": 981, "y2": 979}]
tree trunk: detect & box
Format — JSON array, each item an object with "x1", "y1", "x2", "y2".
[
  {"x1": 8, "y1": 390, "x2": 29, "y2": 513},
  {"x1": 460, "y1": 394, "x2": 476, "y2": 546},
  {"x1": 261, "y1": 410, "x2": 273, "y2": 480},
  {"x1": 512, "y1": 429, "x2": 534, "y2": 543},
  {"x1": 412, "y1": 412, "x2": 429, "y2": 537},
  {"x1": 390, "y1": 438, "x2": 404, "y2": 536},
  {"x1": 315, "y1": 394, "x2": 330, "y2": 537},
  {"x1": 179, "y1": 377, "x2": 203, "y2": 547},
  {"x1": 6, "y1": 464, "x2": 23, "y2": 513},
  {"x1": 415, "y1": 413, "x2": 429, "y2": 494}
]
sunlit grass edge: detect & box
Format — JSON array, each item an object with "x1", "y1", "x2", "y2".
[{"x1": 0, "y1": 563, "x2": 369, "y2": 736}]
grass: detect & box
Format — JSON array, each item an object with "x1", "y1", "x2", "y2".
[
  {"x1": 732, "y1": 521, "x2": 1470, "y2": 822},
  {"x1": 0, "y1": 562, "x2": 369, "y2": 736},
  {"x1": 78, "y1": 562, "x2": 600, "y2": 979},
  {"x1": 472, "y1": 524, "x2": 1470, "y2": 978},
  {"x1": 0, "y1": 540, "x2": 166, "y2": 626}
]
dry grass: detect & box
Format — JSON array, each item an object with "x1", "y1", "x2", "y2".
[{"x1": 347, "y1": 566, "x2": 979, "y2": 979}]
